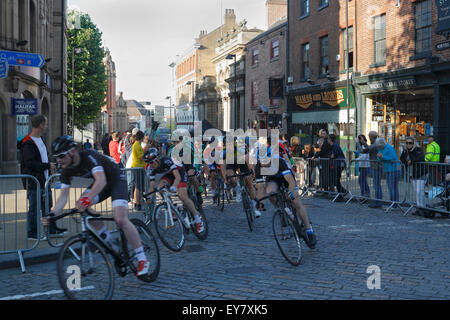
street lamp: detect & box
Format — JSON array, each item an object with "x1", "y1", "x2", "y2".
[
  {"x1": 226, "y1": 54, "x2": 237, "y2": 129},
  {"x1": 186, "y1": 81, "x2": 195, "y2": 129},
  {"x1": 71, "y1": 47, "x2": 83, "y2": 136},
  {"x1": 165, "y1": 96, "x2": 172, "y2": 133}
]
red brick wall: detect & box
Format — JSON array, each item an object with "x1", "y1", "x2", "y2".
[{"x1": 267, "y1": 1, "x2": 287, "y2": 28}]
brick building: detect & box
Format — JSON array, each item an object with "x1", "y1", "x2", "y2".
[
  {"x1": 286, "y1": 0, "x2": 450, "y2": 157},
  {"x1": 245, "y1": 20, "x2": 287, "y2": 131},
  {"x1": 0, "y1": 0, "x2": 68, "y2": 173}
]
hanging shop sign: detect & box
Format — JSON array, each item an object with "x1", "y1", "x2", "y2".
[
  {"x1": 435, "y1": 0, "x2": 450, "y2": 35},
  {"x1": 293, "y1": 87, "x2": 354, "y2": 110},
  {"x1": 436, "y1": 40, "x2": 450, "y2": 51},
  {"x1": 11, "y1": 98, "x2": 38, "y2": 115}
]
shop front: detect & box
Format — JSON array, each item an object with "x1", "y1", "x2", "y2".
[
  {"x1": 288, "y1": 84, "x2": 356, "y2": 154},
  {"x1": 354, "y1": 63, "x2": 450, "y2": 159}
]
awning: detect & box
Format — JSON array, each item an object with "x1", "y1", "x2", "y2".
[{"x1": 292, "y1": 108, "x2": 355, "y2": 124}]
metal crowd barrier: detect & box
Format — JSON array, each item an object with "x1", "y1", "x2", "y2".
[
  {"x1": 300, "y1": 158, "x2": 349, "y2": 202},
  {"x1": 403, "y1": 161, "x2": 449, "y2": 217},
  {"x1": 0, "y1": 175, "x2": 42, "y2": 272},
  {"x1": 346, "y1": 160, "x2": 408, "y2": 213}
]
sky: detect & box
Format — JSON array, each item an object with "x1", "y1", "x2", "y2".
[{"x1": 68, "y1": 0, "x2": 267, "y2": 107}]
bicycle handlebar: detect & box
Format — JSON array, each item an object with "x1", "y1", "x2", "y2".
[
  {"x1": 47, "y1": 208, "x2": 101, "y2": 223},
  {"x1": 256, "y1": 191, "x2": 283, "y2": 203}
]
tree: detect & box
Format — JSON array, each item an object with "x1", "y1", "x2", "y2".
[{"x1": 67, "y1": 10, "x2": 107, "y2": 131}]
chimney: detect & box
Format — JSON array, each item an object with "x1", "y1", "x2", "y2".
[
  {"x1": 224, "y1": 8, "x2": 236, "y2": 26},
  {"x1": 266, "y1": 0, "x2": 287, "y2": 28}
]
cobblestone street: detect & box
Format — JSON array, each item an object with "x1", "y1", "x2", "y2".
[{"x1": 0, "y1": 195, "x2": 449, "y2": 300}]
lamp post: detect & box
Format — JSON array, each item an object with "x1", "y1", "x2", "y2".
[
  {"x1": 186, "y1": 81, "x2": 195, "y2": 129},
  {"x1": 71, "y1": 47, "x2": 83, "y2": 136},
  {"x1": 226, "y1": 54, "x2": 237, "y2": 129},
  {"x1": 345, "y1": 0, "x2": 351, "y2": 160},
  {"x1": 165, "y1": 96, "x2": 172, "y2": 133}
]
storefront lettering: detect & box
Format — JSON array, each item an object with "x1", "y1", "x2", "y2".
[
  {"x1": 295, "y1": 94, "x2": 313, "y2": 109},
  {"x1": 295, "y1": 89, "x2": 347, "y2": 109},
  {"x1": 368, "y1": 79, "x2": 416, "y2": 90}
]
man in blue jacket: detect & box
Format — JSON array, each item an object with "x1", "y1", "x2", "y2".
[{"x1": 376, "y1": 137, "x2": 401, "y2": 202}]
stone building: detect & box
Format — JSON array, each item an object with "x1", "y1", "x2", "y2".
[{"x1": 0, "y1": 0, "x2": 68, "y2": 173}]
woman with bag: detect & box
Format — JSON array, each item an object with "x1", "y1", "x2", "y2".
[
  {"x1": 400, "y1": 137, "x2": 427, "y2": 210},
  {"x1": 356, "y1": 135, "x2": 371, "y2": 198}
]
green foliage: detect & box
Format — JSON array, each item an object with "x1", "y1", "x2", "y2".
[{"x1": 67, "y1": 10, "x2": 107, "y2": 131}]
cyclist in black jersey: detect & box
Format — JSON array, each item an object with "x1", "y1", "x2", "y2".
[
  {"x1": 42, "y1": 136, "x2": 150, "y2": 276},
  {"x1": 253, "y1": 136, "x2": 317, "y2": 249},
  {"x1": 144, "y1": 148, "x2": 205, "y2": 233}
]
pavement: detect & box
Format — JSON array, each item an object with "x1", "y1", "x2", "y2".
[{"x1": 0, "y1": 191, "x2": 449, "y2": 300}]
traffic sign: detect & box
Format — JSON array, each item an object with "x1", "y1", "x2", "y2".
[
  {"x1": 0, "y1": 60, "x2": 8, "y2": 79},
  {"x1": 0, "y1": 49, "x2": 44, "y2": 68}
]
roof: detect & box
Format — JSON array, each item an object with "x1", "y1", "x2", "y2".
[{"x1": 246, "y1": 19, "x2": 287, "y2": 45}]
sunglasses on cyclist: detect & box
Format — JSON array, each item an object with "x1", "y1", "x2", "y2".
[
  {"x1": 54, "y1": 151, "x2": 70, "y2": 159},
  {"x1": 406, "y1": 141, "x2": 414, "y2": 145}
]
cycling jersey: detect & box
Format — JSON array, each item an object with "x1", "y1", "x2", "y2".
[
  {"x1": 59, "y1": 150, "x2": 128, "y2": 207},
  {"x1": 148, "y1": 157, "x2": 187, "y2": 189}
]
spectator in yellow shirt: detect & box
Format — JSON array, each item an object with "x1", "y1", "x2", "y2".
[{"x1": 132, "y1": 130, "x2": 146, "y2": 210}]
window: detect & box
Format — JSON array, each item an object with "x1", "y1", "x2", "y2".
[
  {"x1": 373, "y1": 14, "x2": 386, "y2": 64},
  {"x1": 301, "y1": 43, "x2": 310, "y2": 80},
  {"x1": 343, "y1": 26, "x2": 354, "y2": 69},
  {"x1": 301, "y1": 0, "x2": 310, "y2": 16},
  {"x1": 252, "y1": 48, "x2": 259, "y2": 65},
  {"x1": 319, "y1": 0, "x2": 329, "y2": 7},
  {"x1": 415, "y1": 0, "x2": 432, "y2": 54},
  {"x1": 271, "y1": 39, "x2": 279, "y2": 59},
  {"x1": 320, "y1": 36, "x2": 329, "y2": 76}
]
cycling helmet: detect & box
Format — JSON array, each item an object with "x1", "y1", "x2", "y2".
[
  {"x1": 52, "y1": 135, "x2": 77, "y2": 158},
  {"x1": 143, "y1": 148, "x2": 159, "y2": 163}
]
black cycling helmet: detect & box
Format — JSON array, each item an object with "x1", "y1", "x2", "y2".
[
  {"x1": 143, "y1": 148, "x2": 159, "y2": 163},
  {"x1": 52, "y1": 135, "x2": 77, "y2": 158}
]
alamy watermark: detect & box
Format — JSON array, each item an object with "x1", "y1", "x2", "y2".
[{"x1": 366, "y1": 265, "x2": 381, "y2": 290}]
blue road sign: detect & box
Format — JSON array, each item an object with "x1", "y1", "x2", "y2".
[
  {"x1": 0, "y1": 49, "x2": 44, "y2": 68},
  {"x1": 0, "y1": 60, "x2": 8, "y2": 79}
]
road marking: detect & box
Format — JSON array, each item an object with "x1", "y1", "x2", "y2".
[{"x1": 0, "y1": 286, "x2": 95, "y2": 300}]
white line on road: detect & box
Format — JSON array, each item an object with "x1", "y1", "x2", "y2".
[{"x1": 0, "y1": 286, "x2": 95, "y2": 300}]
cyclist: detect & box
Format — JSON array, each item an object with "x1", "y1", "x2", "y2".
[
  {"x1": 43, "y1": 136, "x2": 150, "y2": 276},
  {"x1": 144, "y1": 148, "x2": 205, "y2": 233},
  {"x1": 224, "y1": 136, "x2": 261, "y2": 217},
  {"x1": 169, "y1": 136, "x2": 204, "y2": 205},
  {"x1": 253, "y1": 136, "x2": 317, "y2": 249},
  {"x1": 203, "y1": 136, "x2": 222, "y2": 201}
]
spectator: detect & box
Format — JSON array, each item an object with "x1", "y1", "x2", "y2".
[
  {"x1": 364, "y1": 131, "x2": 383, "y2": 208},
  {"x1": 18, "y1": 114, "x2": 66, "y2": 240},
  {"x1": 355, "y1": 134, "x2": 371, "y2": 198},
  {"x1": 131, "y1": 130, "x2": 147, "y2": 211},
  {"x1": 290, "y1": 136, "x2": 302, "y2": 157},
  {"x1": 83, "y1": 139, "x2": 92, "y2": 150},
  {"x1": 109, "y1": 132, "x2": 121, "y2": 165},
  {"x1": 101, "y1": 133, "x2": 111, "y2": 156},
  {"x1": 400, "y1": 137, "x2": 427, "y2": 212},
  {"x1": 425, "y1": 136, "x2": 441, "y2": 186},
  {"x1": 376, "y1": 137, "x2": 401, "y2": 203},
  {"x1": 328, "y1": 134, "x2": 348, "y2": 200},
  {"x1": 125, "y1": 128, "x2": 139, "y2": 203}
]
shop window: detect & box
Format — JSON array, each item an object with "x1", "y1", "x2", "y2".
[
  {"x1": 373, "y1": 14, "x2": 386, "y2": 65},
  {"x1": 342, "y1": 26, "x2": 354, "y2": 70},
  {"x1": 320, "y1": 36, "x2": 329, "y2": 76},
  {"x1": 301, "y1": 43, "x2": 310, "y2": 80},
  {"x1": 414, "y1": 0, "x2": 432, "y2": 54}
]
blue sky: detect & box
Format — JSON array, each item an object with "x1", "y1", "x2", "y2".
[{"x1": 68, "y1": 0, "x2": 267, "y2": 106}]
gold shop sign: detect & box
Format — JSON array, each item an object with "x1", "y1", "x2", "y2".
[{"x1": 295, "y1": 87, "x2": 351, "y2": 110}]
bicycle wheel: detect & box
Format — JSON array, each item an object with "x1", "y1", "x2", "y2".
[
  {"x1": 272, "y1": 210, "x2": 302, "y2": 266},
  {"x1": 123, "y1": 219, "x2": 161, "y2": 283},
  {"x1": 57, "y1": 235, "x2": 114, "y2": 300},
  {"x1": 143, "y1": 194, "x2": 156, "y2": 225},
  {"x1": 153, "y1": 203, "x2": 185, "y2": 252},
  {"x1": 217, "y1": 182, "x2": 225, "y2": 211},
  {"x1": 189, "y1": 185, "x2": 204, "y2": 214},
  {"x1": 190, "y1": 210, "x2": 208, "y2": 240},
  {"x1": 242, "y1": 190, "x2": 254, "y2": 232}
]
